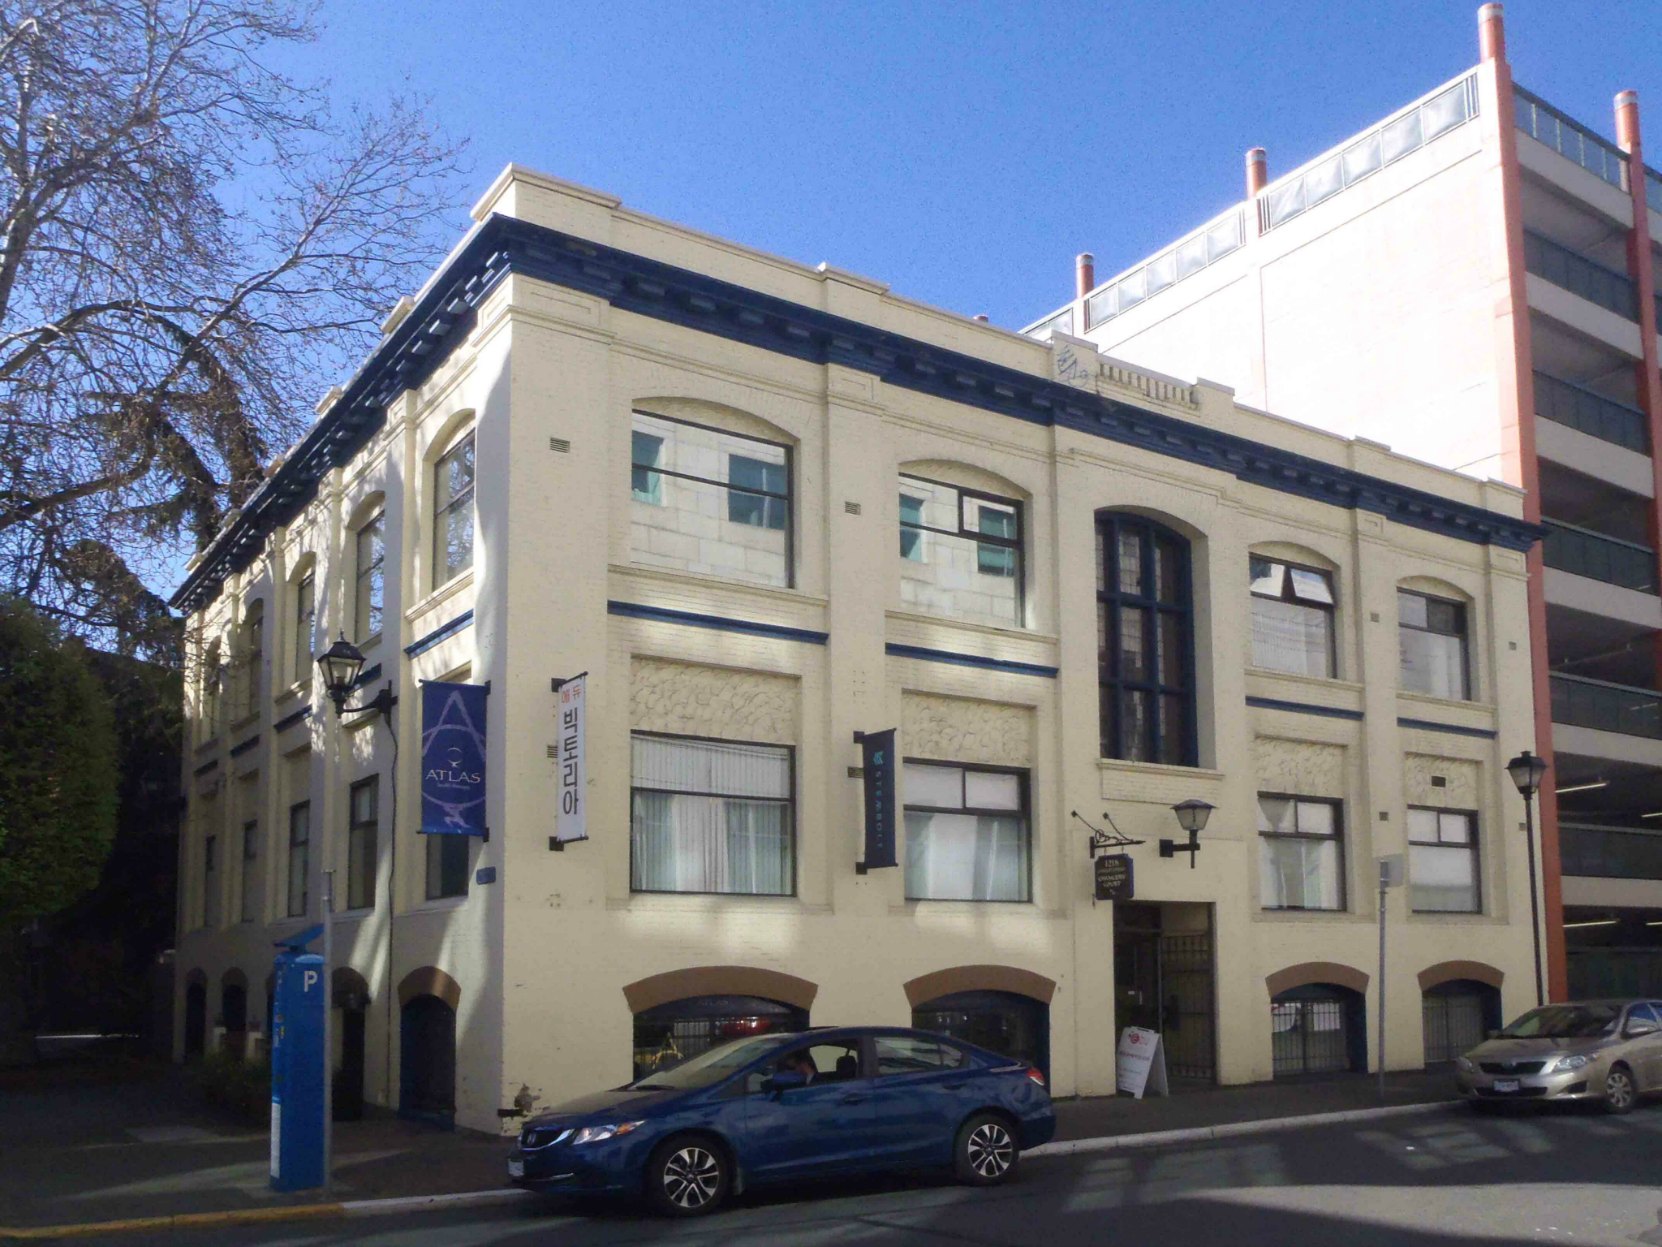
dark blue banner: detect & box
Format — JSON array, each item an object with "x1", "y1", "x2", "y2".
[
  {"x1": 421, "y1": 681, "x2": 488, "y2": 837},
  {"x1": 861, "y1": 729, "x2": 897, "y2": 870}
]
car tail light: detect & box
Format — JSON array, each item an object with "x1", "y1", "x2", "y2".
[{"x1": 1025, "y1": 1066, "x2": 1046, "y2": 1089}]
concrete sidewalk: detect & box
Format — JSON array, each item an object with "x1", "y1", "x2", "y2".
[{"x1": 0, "y1": 1059, "x2": 1457, "y2": 1235}]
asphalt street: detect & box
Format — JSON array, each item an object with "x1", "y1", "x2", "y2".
[{"x1": 41, "y1": 1103, "x2": 1662, "y2": 1247}]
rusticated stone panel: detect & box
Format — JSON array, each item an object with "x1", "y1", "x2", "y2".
[
  {"x1": 630, "y1": 658, "x2": 797, "y2": 742},
  {"x1": 1253, "y1": 737, "x2": 1345, "y2": 796},
  {"x1": 902, "y1": 693, "x2": 1033, "y2": 766},
  {"x1": 1405, "y1": 755, "x2": 1480, "y2": 809}
]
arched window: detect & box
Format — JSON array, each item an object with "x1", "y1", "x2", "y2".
[
  {"x1": 1096, "y1": 513, "x2": 1195, "y2": 765},
  {"x1": 351, "y1": 505, "x2": 386, "y2": 642},
  {"x1": 433, "y1": 430, "x2": 476, "y2": 588},
  {"x1": 236, "y1": 600, "x2": 263, "y2": 720},
  {"x1": 289, "y1": 563, "x2": 315, "y2": 684}
]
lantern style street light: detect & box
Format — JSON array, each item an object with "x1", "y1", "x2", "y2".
[
  {"x1": 1507, "y1": 749, "x2": 1549, "y2": 1007},
  {"x1": 1160, "y1": 799, "x2": 1215, "y2": 868},
  {"x1": 316, "y1": 635, "x2": 395, "y2": 721}
]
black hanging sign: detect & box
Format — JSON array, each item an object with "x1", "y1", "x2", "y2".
[
  {"x1": 858, "y1": 729, "x2": 898, "y2": 871},
  {"x1": 1095, "y1": 853, "x2": 1134, "y2": 902}
]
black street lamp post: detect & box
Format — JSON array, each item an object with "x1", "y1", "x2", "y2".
[{"x1": 1506, "y1": 749, "x2": 1549, "y2": 1008}]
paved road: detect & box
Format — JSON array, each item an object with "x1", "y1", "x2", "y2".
[{"x1": 38, "y1": 1105, "x2": 1662, "y2": 1246}]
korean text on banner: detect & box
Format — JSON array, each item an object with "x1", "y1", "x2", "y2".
[
  {"x1": 555, "y1": 675, "x2": 588, "y2": 844},
  {"x1": 861, "y1": 728, "x2": 897, "y2": 869},
  {"x1": 420, "y1": 681, "x2": 488, "y2": 837}
]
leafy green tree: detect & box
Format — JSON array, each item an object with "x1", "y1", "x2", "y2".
[{"x1": 0, "y1": 596, "x2": 117, "y2": 1058}]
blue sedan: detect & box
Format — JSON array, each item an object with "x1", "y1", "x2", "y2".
[{"x1": 508, "y1": 1026, "x2": 1055, "y2": 1216}]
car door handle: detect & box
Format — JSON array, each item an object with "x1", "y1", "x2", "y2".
[{"x1": 840, "y1": 1093, "x2": 867, "y2": 1104}]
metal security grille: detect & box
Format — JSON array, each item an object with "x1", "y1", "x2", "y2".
[
  {"x1": 1159, "y1": 933, "x2": 1216, "y2": 1081},
  {"x1": 1423, "y1": 990, "x2": 1487, "y2": 1064},
  {"x1": 1271, "y1": 999, "x2": 1350, "y2": 1077}
]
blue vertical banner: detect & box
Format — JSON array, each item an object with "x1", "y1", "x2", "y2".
[
  {"x1": 860, "y1": 729, "x2": 897, "y2": 870},
  {"x1": 421, "y1": 681, "x2": 489, "y2": 837}
]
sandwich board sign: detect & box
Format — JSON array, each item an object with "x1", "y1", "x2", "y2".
[{"x1": 1116, "y1": 1026, "x2": 1170, "y2": 1099}]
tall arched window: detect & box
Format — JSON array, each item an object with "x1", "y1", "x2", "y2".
[{"x1": 1096, "y1": 512, "x2": 1195, "y2": 765}]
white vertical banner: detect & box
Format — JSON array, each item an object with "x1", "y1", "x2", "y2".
[{"x1": 555, "y1": 675, "x2": 588, "y2": 844}]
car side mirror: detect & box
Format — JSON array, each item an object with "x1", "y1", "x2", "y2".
[
  {"x1": 1624, "y1": 1020, "x2": 1659, "y2": 1039},
  {"x1": 764, "y1": 1069, "x2": 807, "y2": 1094}
]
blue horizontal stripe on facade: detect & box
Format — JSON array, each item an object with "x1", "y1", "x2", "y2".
[
  {"x1": 192, "y1": 757, "x2": 219, "y2": 777},
  {"x1": 229, "y1": 734, "x2": 261, "y2": 758},
  {"x1": 1397, "y1": 716, "x2": 1498, "y2": 739},
  {"x1": 352, "y1": 663, "x2": 383, "y2": 689},
  {"x1": 170, "y1": 212, "x2": 1543, "y2": 615},
  {"x1": 885, "y1": 643, "x2": 1058, "y2": 678},
  {"x1": 607, "y1": 600, "x2": 829, "y2": 644},
  {"x1": 1244, "y1": 695, "x2": 1365, "y2": 721},
  {"x1": 404, "y1": 613, "x2": 474, "y2": 658},
  {"x1": 273, "y1": 705, "x2": 312, "y2": 732}
]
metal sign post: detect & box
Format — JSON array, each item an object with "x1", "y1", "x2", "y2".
[{"x1": 1376, "y1": 855, "x2": 1404, "y2": 1099}]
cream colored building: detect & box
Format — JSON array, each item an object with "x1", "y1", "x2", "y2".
[{"x1": 173, "y1": 164, "x2": 1544, "y2": 1132}]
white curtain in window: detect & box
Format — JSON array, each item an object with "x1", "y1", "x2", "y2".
[
  {"x1": 630, "y1": 736, "x2": 792, "y2": 895},
  {"x1": 905, "y1": 811, "x2": 1028, "y2": 901}
]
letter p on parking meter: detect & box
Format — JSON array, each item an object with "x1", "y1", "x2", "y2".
[{"x1": 271, "y1": 930, "x2": 326, "y2": 1191}]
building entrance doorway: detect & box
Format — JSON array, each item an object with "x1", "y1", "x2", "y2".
[{"x1": 1113, "y1": 901, "x2": 1216, "y2": 1084}]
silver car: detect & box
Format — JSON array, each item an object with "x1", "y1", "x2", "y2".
[{"x1": 1455, "y1": 999, "x2": 1662, "y2": 1113}]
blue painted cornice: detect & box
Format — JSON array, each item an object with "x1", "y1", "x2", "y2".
[{"x1": 171, "y1": 211, "x2": 1542, "y2": 615}]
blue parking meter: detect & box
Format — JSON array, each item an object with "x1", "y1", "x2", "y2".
[{"x1": 270, "y1": 926, "x2": 325, "y2": 1191}]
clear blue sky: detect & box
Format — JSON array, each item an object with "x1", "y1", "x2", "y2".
[{"x1": 286, "y1": 0, "x2": 1661, "y2": 331}]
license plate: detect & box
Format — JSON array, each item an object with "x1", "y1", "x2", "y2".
[
  {"x1": 1492, "y1": 1079, "x2": 1520, "y2": 1093},
  {"x1": 508, "y1": 1158, "x2": 524, "y2": 1178}
]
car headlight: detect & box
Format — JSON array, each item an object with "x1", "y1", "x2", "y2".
[
  {"x1": 570, "y1": 1121, "x2": 645, "y2": 1146},
  {"x1": 1454, "y1": 1056, "x2": 1476, "y2": 1072},
  {"x1": 1547, "y1": 1054, "x2": 1590, "y2": 1074}
]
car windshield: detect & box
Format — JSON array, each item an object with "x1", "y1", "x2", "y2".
[
  {"x1": 626, "y1": 1034, "x2": 796, "y2": 1091},
  {"x1": 1497, "y1": 1004, "x2": 1621, "y2": 1039}
]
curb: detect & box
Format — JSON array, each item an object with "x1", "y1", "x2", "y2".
[
  {"x1": 1028, "y1": 1099, "x2": 1460, "y2": 1159},
  {"x1": 0, "y1": 1188, "x2": 534, "y2": 1241},
  {"x1": 0, "y1": 1103, "x2": 1460, "y2": 1239}
]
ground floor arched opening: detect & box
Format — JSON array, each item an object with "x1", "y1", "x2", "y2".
[
  {"x1": 631, "y1": 995, "x2": 808, "y2": 1080},
  {"x1": 220, "y1": 970, "x2": 248, "y2": 1060},
  {"x1": 912, "y1": 990, "x2": 1050, "y2": 1082},
  {"x1": 183, "y1": 974, "x2": 207, "y2": 1059},
  {"x1": 1270, "y1": 983, "x2": 1366, "y2": 1077},
  {"x1": 399, "y1": 996, "x2": 456, "y2": 1125},
  {"x1": 1422, "y1": 979, "x2": 1502, "y2": 1065},
  {"x1": 333, "y1": 967, "x2": 371, "y2": 1121}
]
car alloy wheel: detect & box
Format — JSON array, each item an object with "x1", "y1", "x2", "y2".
[
  {"x1": 1603, "y1": 1066, "x2": 1636, "y2": 1115},
  {"x1": 955, "y1": 1113, "x2": 1018, "y2": 1186},
  {"x1": 655, "y1": 1141, "x2": 726, "y2": 1215}
]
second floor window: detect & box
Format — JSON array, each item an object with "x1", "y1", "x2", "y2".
[
  {"x1": 628, "y1": 412, "x2": 792, "y2": 588},
  {"x1": 1097, "y1": 513, "x2": 1194, "y2": 765},
  {"x1": 355, "y1": 513, "x2": 386, "y2": 641},
  {"x1": 237, "y1": 601, "x2": 263, "y2": 719},
  {"x1": 286, "y1": 801, "x2": 310, "y2": 918},
  {"x1": 426, "y1": 832, "x2": 470, "y2": 901},
  {"x1": 239, "y1": 820, "x2": 258, "y2": 923},
  {"x1": 903, "y1": 761, "x2": 1030, "y2": 902},
  {"x1": 1250, "y1": 558, "x2": 1335, "y2": 677},
  {"x1": 202, "y1": 835, "x2": 219, "y2": 928},
  {"x1": 1399, "y1": 590, "x2": 1469, "y2": 700},
  {"x1": 1408, "y1": 807, "x2": 1480, "y2": 913},
  {"x1": 1258, "y1": 795, "x2": 1344, "y2": 911},
  {"x1": 897, "y1": 476, "x2": 1023, "y2": 628},
  {"x1": 630, "y1": 733, "x2": 794, "y2": 896},
  {"x1": 291, "y1": 573, "x2": 314, "y2": 683},
  {"x1": 348, "y1": 777, "x2": 379, "y2": 910},
  {"x1": 434, "y1": 432, "x2": 475, "y2": 587}
]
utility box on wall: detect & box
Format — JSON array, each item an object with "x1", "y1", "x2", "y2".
[{"x1": 270, "y1": 933, "x2": 325, "y2": 1191}]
